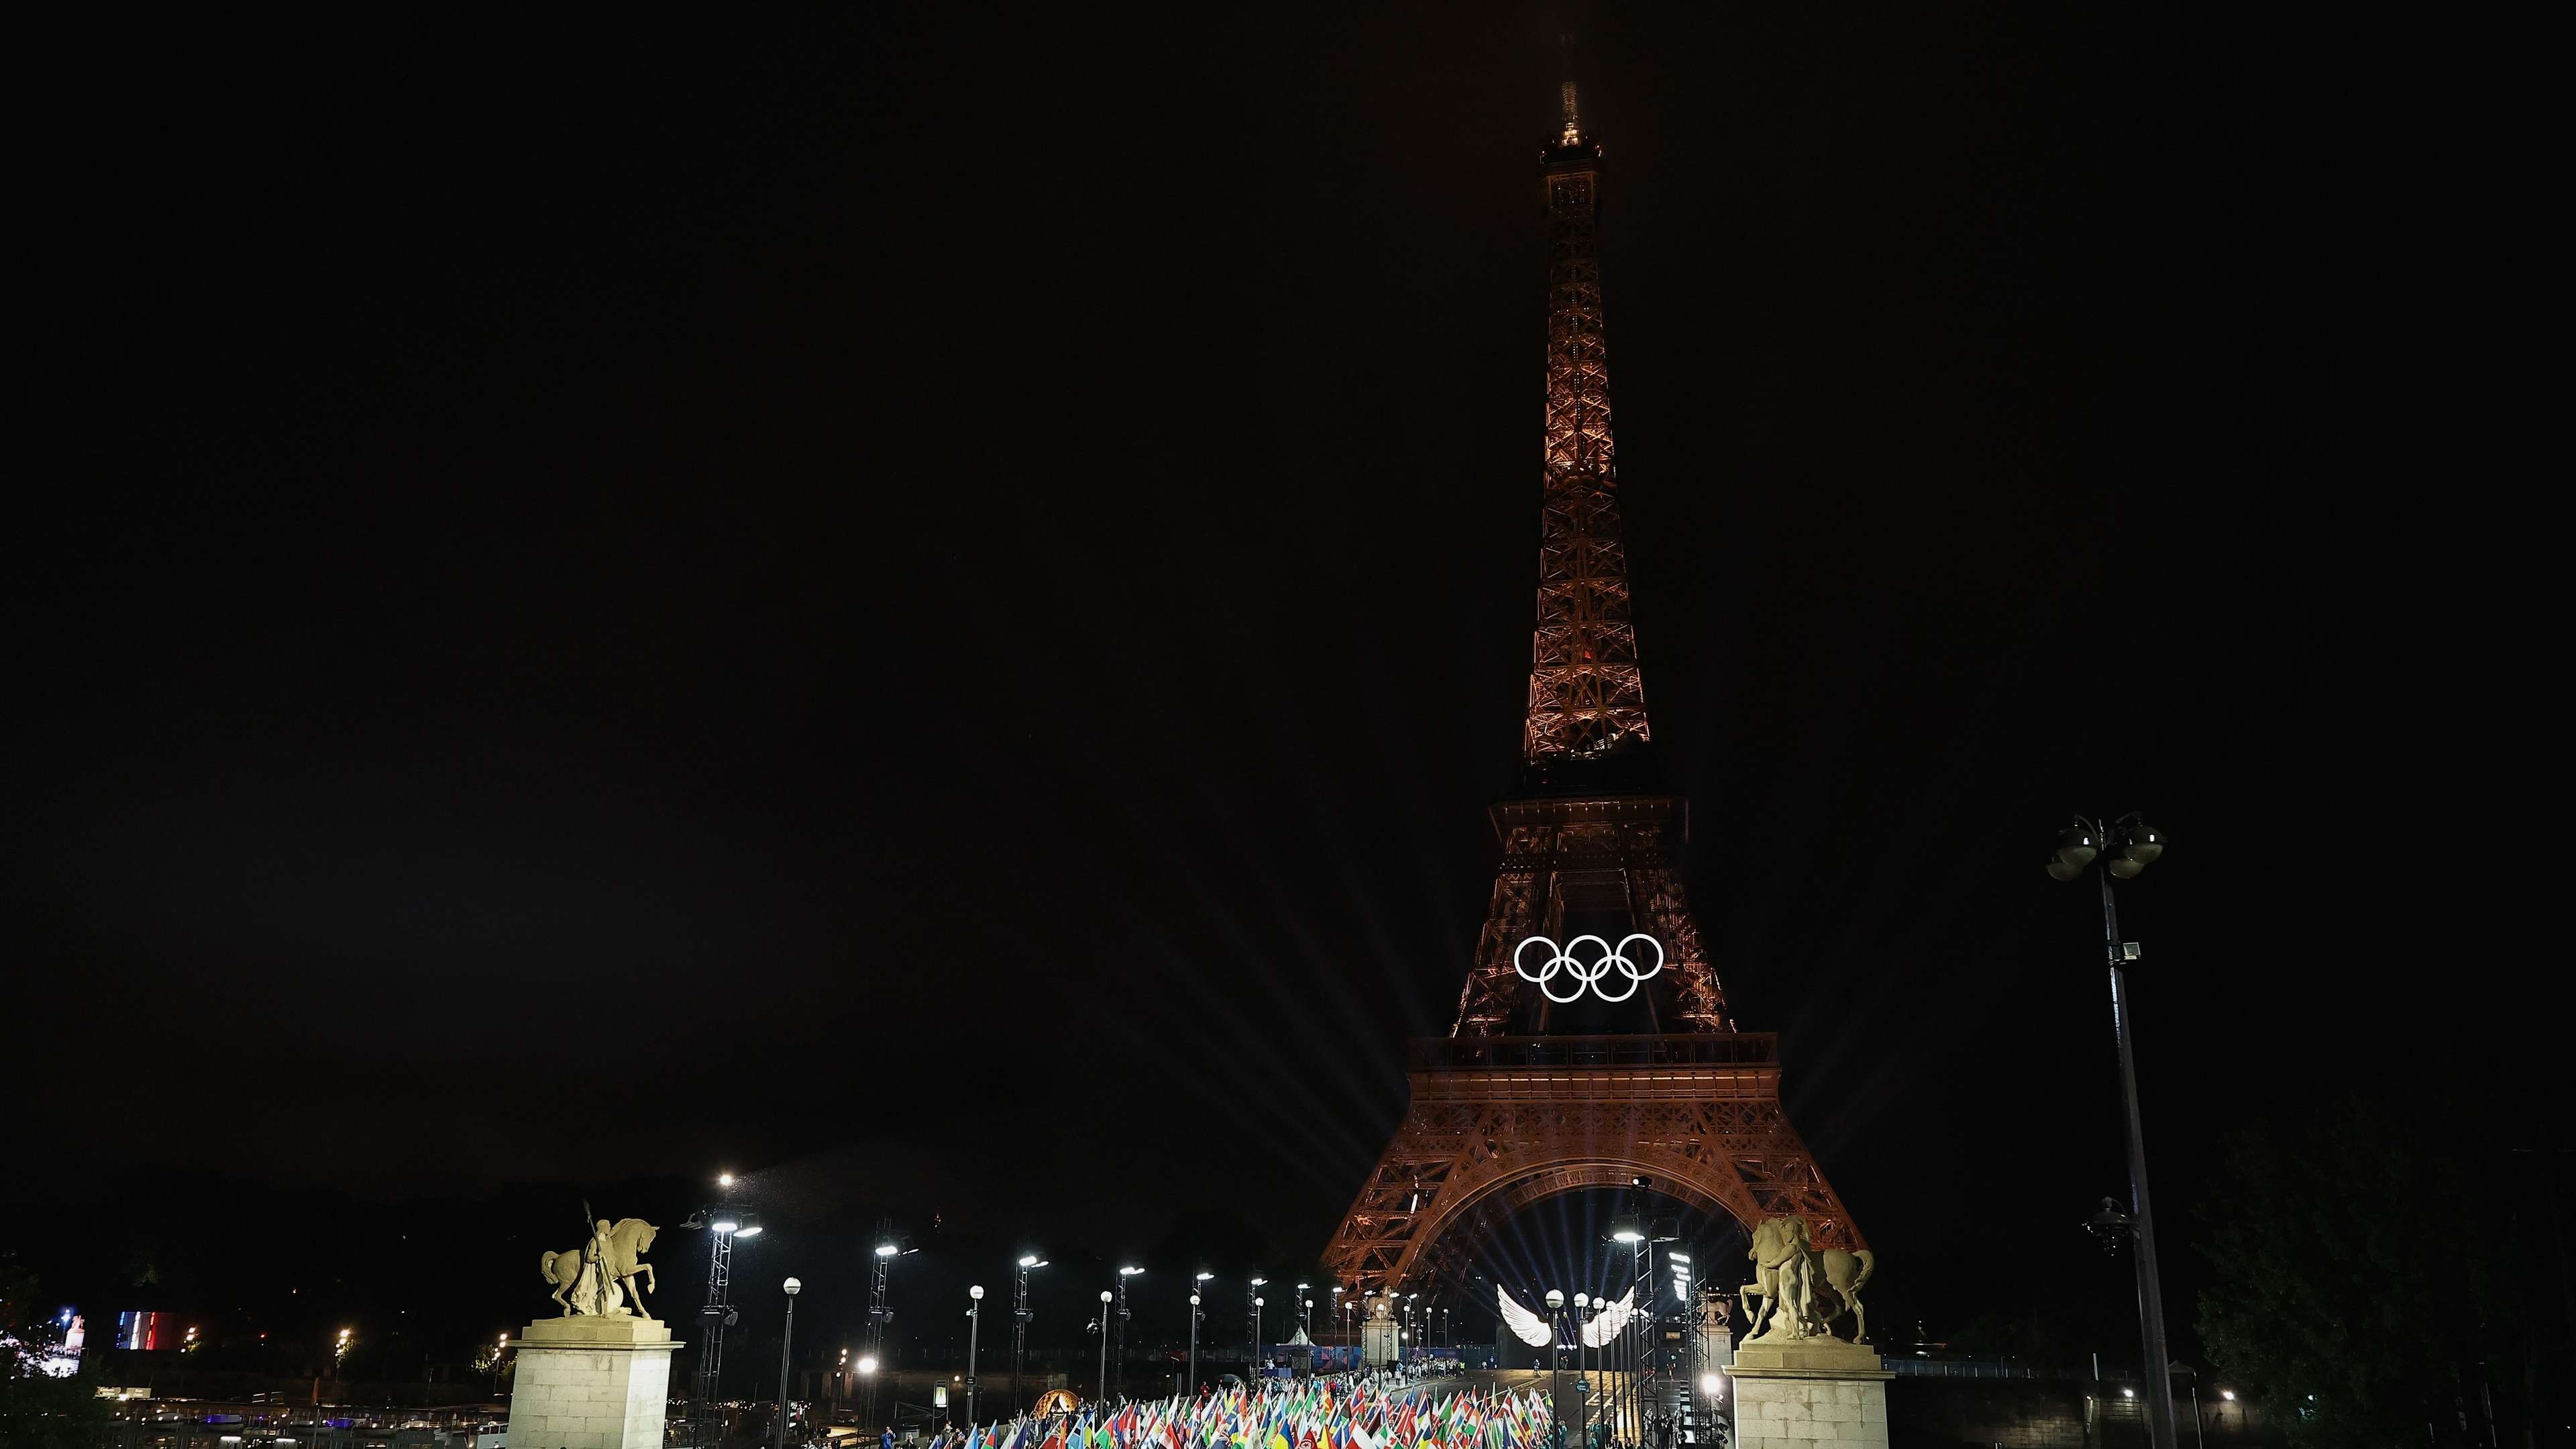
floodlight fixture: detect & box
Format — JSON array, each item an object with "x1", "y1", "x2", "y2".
[
  {"x1": 1120, "y1": 1265, "x2": 1145, "y2": 1277},
  {"x1": 1020, "y1": 1254, "x2": 1045, "y2": 1268}
]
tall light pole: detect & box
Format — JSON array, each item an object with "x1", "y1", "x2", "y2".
[
  {"x1": 1297, "y1": 1284, "x2": 1311, "y2": 1342},
  {"x1": 1014, "y1": 1255, "x2": 1048, "y2": 1413},
  {"x1": 1116, "y1": 1266, "x2": 1144, "y2": 1399},
  {"x1": 1612, "y1": 1212, "x2": 1650, "y2": 1445},
  {"x1": 777, "y1": 1278, "x2": 802, "y2": 1449},
  {"x1": 1247, "y1": 1279, "x2": 1266, "y2": 1382},
  {"x1": 1573, "y1": 1291, "x2": 1593, "y2": 1447},
  {"x1": 1096, "y1": 1291, "x2": 1114, "y2": 1403},
  {"x1": 1191, "y1": 1273, "x2": 1212, "y2": 1393},
  {"x1": 965, "y1": 1286, "x2": 985, "y2": 1426},
  {"x1": 690, "y1": 1178, "x2": 759, "y2": 1446},
  {"x1": 1545, "y1": 1291, "x2": 1566, "y2": 1449},
  {"x1": 865, "y1": 1228, "x2": 914, "y2": 1434},
  {"x1": 2051, "y1": 812, "x2": 2176, "y2": 1449}
]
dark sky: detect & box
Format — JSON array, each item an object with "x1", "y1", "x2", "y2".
[{"x1": 7, "y1": 1, "x2": 2530, "y2": 1364}]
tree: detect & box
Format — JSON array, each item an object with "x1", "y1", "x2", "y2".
[
  {"x1": 0, "y1": 1258, "x2": 112, "y2": 1449},
  {"x1": 2196, "y1": 1091, "x2": 2529, "y2": 1449}
]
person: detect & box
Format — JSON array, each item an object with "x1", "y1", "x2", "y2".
[
  {"x1": 577, "y1": 1218, "x2": 620, "y2": 1316},
  {"x1": 882, "y1": 1427, "x2": 896, "y2": 1449}
]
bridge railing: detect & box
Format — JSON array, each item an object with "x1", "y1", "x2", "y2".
[{"x1": 1409, "y1": 1033, "x2": 1779, "y2": 1071}]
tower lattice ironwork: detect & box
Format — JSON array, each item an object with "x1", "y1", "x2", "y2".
[{"x1": 1320, "y1": 84, "x2": 1864, "y2": 1305}]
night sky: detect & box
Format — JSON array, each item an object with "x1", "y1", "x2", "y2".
[{"x1": 7, "y1": 3, "x2": 2530, "y2": 1373}]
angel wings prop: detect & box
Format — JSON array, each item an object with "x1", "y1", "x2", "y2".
[{"x1": 1496, "y1": 1284, "x2": 1636, "y2": 1348}]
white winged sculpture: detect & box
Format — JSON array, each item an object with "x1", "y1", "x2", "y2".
[{"x1": 1496, "y1": 1285, "x2": 1554, "y2": 1347}]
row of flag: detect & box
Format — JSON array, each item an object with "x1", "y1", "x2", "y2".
[{"x1": 943, "y1": 1375, "x2": 1555, "y2": 1449}]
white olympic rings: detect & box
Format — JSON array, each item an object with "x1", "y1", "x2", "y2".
[{"x1": 1512, "y1": 932, "x2": 1665, "y2": 1004}]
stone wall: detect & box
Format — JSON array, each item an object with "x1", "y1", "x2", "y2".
[
  {"x1": 1734, "y1": 1377, "x2": 1888, "y2": 1449},
  {"x1": 504, "y1": 1320, "x2": 674, "y2": 1449}
]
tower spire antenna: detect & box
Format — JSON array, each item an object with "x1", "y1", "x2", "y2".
[{"x1": 1559, "y1": 80, "x2": 1582, "y2": 144}]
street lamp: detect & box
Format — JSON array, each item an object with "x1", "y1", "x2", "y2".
[
  {"x1": 1544, "y1": 1291, "x2": 1566, "y2": 1449},
  {"x1": 864, "y1": 1228, "x2": 914, "y2": 1434},
  {"x1": 688, "y1": 1176, "x2": 754, "y2": 1427},
  {"x1": 777, "y1": 1279, "x2": 802, "y2": 1449},
  {"x1": 2049, "y1": 810, "x2": 2176, "y2": 1449},
  {"x1": 335, "y1": 1327, "x2": 352, "y2": 1379},
  {"x1": 1014, "y1": 1255, "x2": 1048, "y2": 1412},
  {"x1": 965, "y1": 1286, "x2": 985, "y2": 1426},
  {"x1": 1096, "y1": 1291, "x2": 1114, "y2": 1403},
  {"x1": 1191, "y1": 1273, "x2": 1214, "y2": 1393},
  {"x1": 1248, "y1": 1279, "x2": 1267, "y2": 1382},
  {"x1": 1116, "y1": 1267, "x2": 1144, "y2": 1399}
]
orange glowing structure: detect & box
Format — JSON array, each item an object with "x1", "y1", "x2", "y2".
[{"x1": 1320, "y1": 85, "x2": 1864, "y2": 1301}]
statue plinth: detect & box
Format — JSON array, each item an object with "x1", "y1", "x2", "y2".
[
  {"x1": 506, "y1": 1317, "x2": 680, "y2": 1449},
  {"x1": 1727, "y1": 1338, "x2": 1889, "y2": 1449}
]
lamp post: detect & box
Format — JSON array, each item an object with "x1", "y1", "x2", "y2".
[
  {"x1": 1573, "y1": 1293, "x2": 1590, "y2": 1398},
  {"x1": 1248, "y1": 1279, "x2": 1266, "y2": 1381},
  {"x1": 1191, "y1": 1273, "x2": 1212, "y2": 1393},
  {"x1": 1116, "y1": 1266, "x2": 1143, "y2": 1399},
  {"x1": 689, "y1": 1186, "x2": 757, "y2": 1446},
  {"x1": 1545, "y1": 1291, "x2": 1566, "y2": 1449},
  {"x1": 1297, "y1": 1284, "x2": 1311, "y2": 1342},
  {"x1": 2051, "y1": 812, "x2": 2176, "y2": 1449},
  {"x1": 1014, "y1": 1255, "x2": 1047, "y2": 1413},
  {"x1": 1611, "y1": 1213, "x2": 1648, "y2": 1444},
  {"x1": 865, "y1": 1229, "x2": 912, "y2": 1436},
  {"x1": 777, "y1": 1278, "x2": 801, "y2": 1449},
  {"x1": 1097, "y1": 1291, "x2": 1114, "y2": 1403},
  {"x1": 965, "y1": 1285, "x2": 985, "y2": 1426}
]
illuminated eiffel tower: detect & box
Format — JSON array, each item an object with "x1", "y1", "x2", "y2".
[{"x1": 1320, "y1": 83, "x2": 1865, "y2": 1302}]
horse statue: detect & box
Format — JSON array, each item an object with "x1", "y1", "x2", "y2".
[
  {"x1": 1742, "y1": 1214, "x2": 1876, "y2": 1342},
  {"x1": 540, "y1": 1218, "x2": 659, "y2": 1318}
]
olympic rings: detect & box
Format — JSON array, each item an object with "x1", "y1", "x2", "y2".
[{"x1": 1511, "y1": 932, "x2": 1665, "y2": 1004}]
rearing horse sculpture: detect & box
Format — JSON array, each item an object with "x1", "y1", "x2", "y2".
[{"x1": 1743, "y1": 1214, "x2": 1875, "y2": 1342}]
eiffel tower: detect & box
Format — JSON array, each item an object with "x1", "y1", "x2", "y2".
[{"x1": 1319, "y1": 83, "x2": 1866, "y2": 1301}]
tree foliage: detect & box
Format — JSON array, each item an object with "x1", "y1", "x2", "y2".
[
  {"x1": 2196, "y1": 1091, "x2": 2532, "y2": 1449},
  {"x1": 0, "y1": 1258, "x2": 112, "y2": 1449}
]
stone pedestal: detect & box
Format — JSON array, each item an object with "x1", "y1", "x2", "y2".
[
  {"x1": 1360, "y1": 1319, "x2": 1397, "y2": 1368},
  {"x1": 1725, "y1": 1338, "x2": 1889, "y2": 1449},
  {"x1": 505, "y1": 1316, "x2": 679, "y2": 1449}
]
